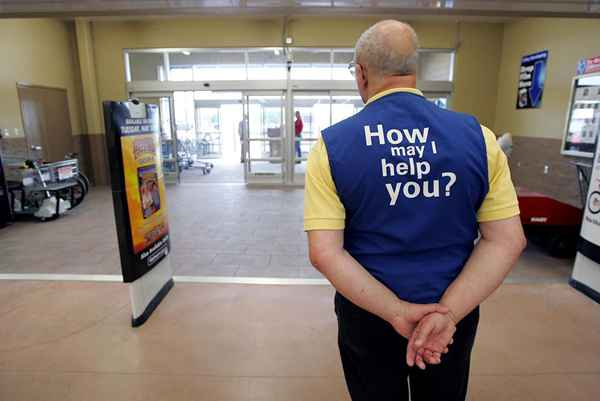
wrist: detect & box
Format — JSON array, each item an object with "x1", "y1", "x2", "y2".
[
  {"x1": 440, "y1": 302, "x2": 459, "y2": 325},
  {"x1": 386, "y1": 299, "x2": 409, "y2": 325}
]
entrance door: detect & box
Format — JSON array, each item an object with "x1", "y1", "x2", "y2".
[
  {"x1": 17, "y1": 84, "x2": 73, "y2": 162},
  {"x1": 171, "y1": 91, "x2": 244, "y2": 183},
  {"x1": 243, "y1": 92, "x2": 286, "y2": 185},
  {"x1": 290, "y1": 91, "x2": 364, "y2": 185},
  {"x1": 134, "y1": 94, "x2": 179, "y2": 184}
]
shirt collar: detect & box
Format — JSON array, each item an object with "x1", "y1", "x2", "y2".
[{"x1": 366, "y1": 87, "x2": 424, "y2": 105}]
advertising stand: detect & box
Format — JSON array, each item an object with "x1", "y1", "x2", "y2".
[
  {"x1": 572, "y1": 137, "x2": 600, "y2": 303},
  {"x1": 569, "y1": 59, "x2": 600, "y2": 302},
  {"x1": 104, "y1": 100, "x2": 174, "y2": 326}
]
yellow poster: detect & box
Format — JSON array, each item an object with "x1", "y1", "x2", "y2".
[{"x1": 121, "y1": 133, "x2": 169, "y2": 255}]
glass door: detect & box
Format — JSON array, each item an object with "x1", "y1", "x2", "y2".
[
  {"x1": 290, "y1": 91, "x2": 364, "y2": 184},
  {"x1": 291, "y1": 92, "x2": 331, "y2": 184},
  {"x1": 243, "y1": 92, "x2": 286, "y2": 185},
  {"x1": 134, "y1": 94, "x2": 179, "y2": 184}
]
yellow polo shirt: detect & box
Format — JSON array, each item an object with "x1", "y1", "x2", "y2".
[{"x1": 304, "y1": 88, "x2": 520, "y2": 231}]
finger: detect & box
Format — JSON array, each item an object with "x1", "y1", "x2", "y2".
[
  {"x1": 406, "y1": 342, "x2": 417, "y2": 367},
  {"x1": 416, "y1": 354, "x2": 426, "y2": 370},
  {"x1": 406, "y1": 326, "x2": 421, "y2": 366},
  {"x1": 424, "y1": 354, "x2": 437, "y2": 365},
  {"x1": 414, "y1": 320, "x2": 435, "y2": 348},
  {"x1": 427, "y1": 350, "x2": 442, "y2": 365},
  {"x1": 435, "y1": 304, "x2": 449, "y2": 314},
  {"x1": 415, "y1": 303, "x2": 446, "y2": 320},
  {"x1": 443, "y1": 347, "x2": 449, "y2": 354},
  {"x1": 449, "y1": 338, "x2": 454, "y2": 345}
]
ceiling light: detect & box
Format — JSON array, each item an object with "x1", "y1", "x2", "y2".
[
  {"x1": 182, "y1": 51, "x2": 191, "y2": 56},
  {"x1": 285, "y1": 37, "x2": 293, "y2": 45},
  {"x1": 274, "y1": 49, "x2": 280, "y2": 56}
]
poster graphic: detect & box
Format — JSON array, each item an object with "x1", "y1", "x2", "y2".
[
  {"x1": 517, "y1": 50, "x2": 548, "y2": 109},
  {"x1": 138, "y1": 165, "x2": 161, "y2": 219},
  {"x1": 104, "y1": 101, "x2": 170, "y2": 282}
]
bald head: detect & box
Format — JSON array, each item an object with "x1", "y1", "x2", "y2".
[{"x1": 354, "y1": 20, "x2": 419, "y2": 77}]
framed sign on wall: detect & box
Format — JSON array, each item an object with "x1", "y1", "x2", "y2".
[{"x1": 516, "y1": 50, "x2": 548, "y2": 110}]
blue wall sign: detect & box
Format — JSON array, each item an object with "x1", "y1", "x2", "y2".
[{"x1": 516, "y1": 50, "x2": 549, "y2": 109}]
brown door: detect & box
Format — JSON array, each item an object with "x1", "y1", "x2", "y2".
[{"x1": 17, "y1": 85, "x2": 73, "y2": 162}]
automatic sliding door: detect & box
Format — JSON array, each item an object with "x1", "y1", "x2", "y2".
[
  {"x1": 134, "y1": 94, "x2": 179, "y2": 184},
  {"x1": 331, "y1": 92, "x2": 364, "y2": 124},
  {"x1": 244, "y1": 92, "x2": 286, "y2": 184},
  {"x1": 292, "y1": 92, "x2": 331, "y2": 184}
]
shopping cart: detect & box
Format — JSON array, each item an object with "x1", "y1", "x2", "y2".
[{"x1": 5, "y1": 158, "x2": 88, "y2": 221}]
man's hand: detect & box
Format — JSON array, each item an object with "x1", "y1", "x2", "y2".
[
  {"x1": 406, "y1": 312, "x2": 456, "y2": 369},
  {"x1": 388, "y1": 303, "x2": 449, "y2": 340}
]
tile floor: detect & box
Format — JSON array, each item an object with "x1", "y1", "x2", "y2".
[
  {"x1": 0, "y1": 280, "x2": 598, "y2": 401},
  {"x1": 0, "y1": 185, "x2": 575, "y2": 283}
]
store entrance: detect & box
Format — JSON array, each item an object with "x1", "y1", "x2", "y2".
[
  {"x1": 132, "y1": 89, "x2": 450, "y2": 186},
  {"x1": 173, "y1": 91, "x2": 245, "y2": 183}
]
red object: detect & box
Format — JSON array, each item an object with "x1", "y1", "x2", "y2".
[
  {"x1": 517, "y1": 188, "x2": 583, "y2": 227},
  {"x1": 295, "y1": 117, "x2": 303, "y2": 137}
]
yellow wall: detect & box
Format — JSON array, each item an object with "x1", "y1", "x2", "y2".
[
  {"x1": 91, "y1": 17, "x2": 504, "y2": 128},
  {"x1": 494, "y1": 18, "x2": 600, "y2": 138},
  {"x1": 0, "y1": 19, "x2": 83, "y2": 137}
]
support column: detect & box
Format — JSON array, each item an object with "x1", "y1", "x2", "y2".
[{"x1": 75, "y1": 18, "x2": 109, "y2": 185}]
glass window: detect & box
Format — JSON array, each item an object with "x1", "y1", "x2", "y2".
[
  {"x1": 291, "y1": 50, "x2": 332, "y2": 80},
  {"x1": 197, "y1": 108, "x2": 220, "y2": 132},
  {"x1": 332, "y1": 51, "x2": 354, "y2": 81},
  {"x1": 331, "y1": 94, "x2": 364, "y2": 124},
  {"x1": 170, "y1": 51, "x2": 246, "y2": 81},
  {"x1": 129, "y1": 52, "x2": 164, "y2": 81},
  {"x1": 169, "y1": 66, "x2": 193, "y2": 81},
  {"x1": 248, "y1": 49, "x2": 287, "y2": 80},
  {"x1": 418, "y1": 51, "x2": 454, "y2": 81}
]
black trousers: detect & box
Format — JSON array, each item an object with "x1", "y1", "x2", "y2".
[{"x1": 335, "y1": 293, "x2": 479, "y2": 401}]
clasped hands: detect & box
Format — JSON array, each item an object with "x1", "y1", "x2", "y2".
[{"x1": 389, "y1": 302, "x2": 457, "y2": 370}]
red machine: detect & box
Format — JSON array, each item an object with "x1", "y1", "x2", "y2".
[{"x1": 518, "y1": 188, "x2": 583, "y2": 257}]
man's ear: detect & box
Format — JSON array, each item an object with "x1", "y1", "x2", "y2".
[{"x1": 358, "y1": 64, "x2": 368, "y2": 89}]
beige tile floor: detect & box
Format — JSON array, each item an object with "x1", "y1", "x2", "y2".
[
  {"x1": 0, "y1": 185, "x2": 575, "y2": 283},
  {"x1": 0, "y1": 280, "x2": 598, "y2": 401}
]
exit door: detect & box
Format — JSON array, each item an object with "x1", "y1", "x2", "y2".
[
  {"x1": 17, "y1": 84, "x2": 73, "y2": 162},
  {"x1": 291, "y1": 91, "x2": 364, "y2": 184},
  {"x1": 243, "y1": 91, "x2": 286, "y2": 185}
]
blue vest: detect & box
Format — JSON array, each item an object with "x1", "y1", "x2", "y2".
[{"x1": 322, "y1": 91, "x2": 488, "y2": 303}]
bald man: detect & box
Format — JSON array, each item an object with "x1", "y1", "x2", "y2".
[{"x1": 304, "y1": 21, "x2": 525, "y2": 401}]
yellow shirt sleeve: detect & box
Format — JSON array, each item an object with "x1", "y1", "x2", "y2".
[
  {"x1": 477, "y1": 125, "x2": 520, "y2": 222},
  {"x1": 304, "y1": 138, "x2": 346, "y2": 231}
]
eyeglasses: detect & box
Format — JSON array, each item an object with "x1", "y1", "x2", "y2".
[{"x1": 348, "y1": 61, "x2": 356, "y2": 77}]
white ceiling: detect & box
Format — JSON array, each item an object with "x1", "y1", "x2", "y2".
[{"x1": 0, "y1": 0, "x2": 598, "y2": 18}]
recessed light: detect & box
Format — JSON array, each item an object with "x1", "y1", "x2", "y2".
[{"x1": 182, "y1": 51, "x2": 191, "y2": 56}]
